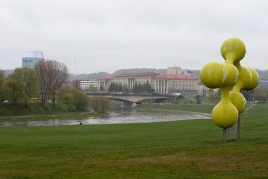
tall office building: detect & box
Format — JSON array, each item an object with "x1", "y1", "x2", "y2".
[{"x1": 22, "y1": 51, "x2": 45, "y2": 68}]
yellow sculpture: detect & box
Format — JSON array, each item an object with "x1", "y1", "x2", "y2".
[{"x1": 200, "y1": 37, "x2": 259, "y2": 137}]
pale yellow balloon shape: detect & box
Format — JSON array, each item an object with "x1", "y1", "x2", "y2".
[
  {"x1": 212, "y1": 97, "x2": 238, "y2": 128},
  {"x1": 243, "y1": 67, "x2": 259, "y2": 90},
  {"x1": 200, "y1": 61, "x2": 225, "y2": 88},
  {"x1": 233, "y1": 65, "x2": 259, "y2": 92},
  {"x1": 229, "y1": 91, "x2": 246, "y2": 114},
  {"x1": 222, "y1": 63, "x2": 239, "y2": 87},
  {"x1": 221, "y1": 38, "x2": 246, "y2": 63}
]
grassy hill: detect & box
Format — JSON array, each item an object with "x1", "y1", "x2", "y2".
[{"x1": 0, "y1": 103, "x2": 267, "y2": 178}]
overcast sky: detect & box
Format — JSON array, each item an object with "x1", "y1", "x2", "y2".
[{"x1": 1, "y1": 0, "x2": 267, "y2": 74}]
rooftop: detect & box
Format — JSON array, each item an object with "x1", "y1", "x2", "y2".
[
  {"x1": 22, "y1": 51, "x2": 44, "y2": 59},
  {"x1": 98, "y1": 75, "x2": 114, "y2": 81},
  {"x1": 154, "y1": 74, "x2": 197, "y2": 80},
  {"x1": 114, "y1": 72, "x2": 159, "y2": 78}
]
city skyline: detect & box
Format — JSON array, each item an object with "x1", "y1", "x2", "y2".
[{"x1": 1, "y1": 0, "x2": 268, "y2": 74}]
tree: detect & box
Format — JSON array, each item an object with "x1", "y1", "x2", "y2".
[
  {"x1": 108, "y1": 82, "x2": 123, "y2": 93},
  {"x1": 3, "y1": 74, "x2": 24, "y2": 104},
  {"x1": 132, "y1": 81, "x2": 153, "y2": 93},
  {"x1": 57, "y1": 89, "x2": 90, "y2": 112},
  {"x1": 0, "y1": 70, "x2": 5, "y2": 102},
  {"x1": 85, "y1": 85, "x2": 99, "y2": 93},
  {"x1": 208, "y1": 88, "x2": 219, "y2": 102},
  {"x1": 195, "y1": 95, "x2": 202, "y2": 104},
  {"x1": 91, "y1": 97, "x2": 110, "y2": 114},
  {"x1": 12, "y1": 68, "x2": 38, "y2": 106},
  {"x1": 250, "y1": 87, "x2": 268, "y2": 102},
  {"x1": 108, "y1": 82, "x2": 114, "y2": 93},
  {"x1": 35, "y1": 60, "x2": 68, "y2": 106}
]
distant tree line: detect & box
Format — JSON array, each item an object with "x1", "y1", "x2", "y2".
[
  {"x1": 0, "y1": 68, "x2": 38, "y2": 106},
  {"x1": 108, "y1": 81, "x2": 154, "y2": 93},
  {"x1": 0, "y1": 60, "x2": 110, "y2": 114},
  {"x1": 206, "y1": 88, "x2": 266, "y2": 102}
]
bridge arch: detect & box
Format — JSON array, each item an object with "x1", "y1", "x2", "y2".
[{"x1": 87, "y1": 93, "x2": 172, "y2": 108}]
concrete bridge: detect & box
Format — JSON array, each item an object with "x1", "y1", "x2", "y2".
[{"x1": 86, "y1": 93, "x2": 172, "y2": 108}]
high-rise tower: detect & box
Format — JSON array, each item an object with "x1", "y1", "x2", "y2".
[{"x1": 22, "y1": 51, "x2": 45, "y2": 68}]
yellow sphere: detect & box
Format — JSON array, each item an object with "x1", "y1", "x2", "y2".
[
  {"x1": 234, "y1": 65, "x2": 259, "y2": 91},
  {"x1": 229, "y1": 91, "x2": 246, "y2": 114},
  {"x1": 212, "y1": 100, "x2": 238, "y2": 128},
  {"x1": 200, "y1": 61, "x2": 225, "y2": 88},
  {"x1": 221, "y1": 37, "x2": 246, "y2": 63},
  {"x1": 222, "y1": 63, "x2": 239, "y2": 87},
  {"x1": 243, "y1": 67, "x2": 259, "y2": 90}
]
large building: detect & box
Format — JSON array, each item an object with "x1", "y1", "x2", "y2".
[
  {"x1": 98, "y1": 75, "x2": 114, "y2": 91},
  {"x1": 79, "y1": 80, "x2": 100, "y2": 91},
  {"x1": 152, "y1": 74, "x2": 198, "y2": 96},
  {"x1": 97, "y1": 67, "x2": 199, "y2": 96},
  {"x1": 113, "y1": 72, "x2": 159, "y2": 89},
  {"x1": 22, "y1": 51, "x2": 45, "y2": 68}
]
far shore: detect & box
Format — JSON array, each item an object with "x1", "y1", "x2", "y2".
[{"x1": 0, "y1": 112, "x2": 107, "y2": 122}]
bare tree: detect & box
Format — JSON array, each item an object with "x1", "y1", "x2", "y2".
[
  {"x1": 35, "y1": 60, "x2": 68, "y2": 106},
  {"x1": 35, "y1": 60, "x2": 50, "y2": 105},
  {"x1": 91, "y1": 97, "x2": 110, "y2": 114}
]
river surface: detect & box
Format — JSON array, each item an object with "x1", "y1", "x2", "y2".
[{"x1": 0, "y1": 109, "x2": 211, "y2": 127}]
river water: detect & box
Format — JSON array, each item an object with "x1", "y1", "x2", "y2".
[{"x1": 0, "y1": 109, "x2": 211, "y2": 127}]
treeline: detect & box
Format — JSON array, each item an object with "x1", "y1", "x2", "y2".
[
  {"x1": 0, "y1": 60, "x2": 110, "y2": 115},
  {"x1": 108, "y1": 81, "x2": 154, "y2": 93},
  {"x1": 0, "y1": 60, "x2": 68, "y2": 107},
  {"x1": 206, "y1": 88, "x2": 266, "y2": 102}
]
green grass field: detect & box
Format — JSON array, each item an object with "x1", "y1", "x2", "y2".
[{"x1": 0, "y1": 103, "x2": 267, "y2": 178}]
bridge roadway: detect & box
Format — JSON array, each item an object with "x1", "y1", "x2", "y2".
[{"x1": 86, "y1": 93, "x2": 173, "y2": 108}]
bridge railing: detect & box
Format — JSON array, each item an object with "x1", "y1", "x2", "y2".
[{"x1": 86, "y1": 92, "x2": 173, "y2": 97}]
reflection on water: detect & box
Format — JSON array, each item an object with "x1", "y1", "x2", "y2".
[{"x1": 0, "y1": 109, "x2": 211, "y2": 127}]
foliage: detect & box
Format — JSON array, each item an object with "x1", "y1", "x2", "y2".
[
  {"x1": 207, "y1": 88, "x2": 220, "y2": 101},
  {"x1": 132, "y1": 81, "x2": 154, "y2": 93},
  {"x1": 0, "y1": 70, "x2": 5, "y2": 102},
  {"x1": 13, "y1": 68, "x2": 38, "y2": 106},
  {"x1": 2, "y1": 68, "x2": 38, "y2": 106},
  {"x1": 0, "y1": 102, "x2": 99, "y2": 120},
  {"x1": 91, "y1": 96, "x2": 110, "y2": 113},
  {"x1": 2, "y1": 73, "x2": 25, "y2": 104},
  {"x1": 248, "y1": 87, "x2": 268, "y2": 102},
  {"x1": 195, "y1": 94, "x2": 202, "y2": 104},
  {"x1": 57, "y1": 89, "x2": 90, "y2": 112},
  {"x1": 108, "y1": 82, "x2": 123, "y2": 93},
  {"x1": 108, "y1": 81, "x2": 154, "y2": 93},
  {"x1": 0, "y1": 102, "x2": 57, "y2": 116}
]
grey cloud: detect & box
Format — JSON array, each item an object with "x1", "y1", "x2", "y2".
[{"x1": 0, "y1": 0, "x2": 268, "y2": 73}]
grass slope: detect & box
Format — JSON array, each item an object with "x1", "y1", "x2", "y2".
[{"x1": 0, "y1": 104, "x2": 267, "y2": 178}]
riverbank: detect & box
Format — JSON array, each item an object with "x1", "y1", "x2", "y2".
[
  {"x1": 137, "y1": 103, "x2": 215, "y2": 113},
  {"x1": 0, "y1": 112, "x2": 105, "y2": 121},
  {"x1": 0, "y1": 109, "x2": 211, "y2": 127},
  {"x1": 0, "y1": 103, "x2": 107, "y2": 121},
  {"x1": 0, "y1": 103, "x2": 267, "y2": 178}
]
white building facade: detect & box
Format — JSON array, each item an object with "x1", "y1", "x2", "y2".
[
  {"x1": 79, "y1": 80, "x2": 100, "y2": 91},
  {"x1": 152, "y1": 74, "x2": 198, "y2": 96},
  {"x1": 113, "y1": 72, "x2": 159, "y2": 90},
  {"x1": 97, "y1": 67, "x2": 199, "y2": 96}
]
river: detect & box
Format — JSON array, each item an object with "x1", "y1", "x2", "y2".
[{"x1": 0, "y1": 109, "x2": 211, "y2": 127}]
